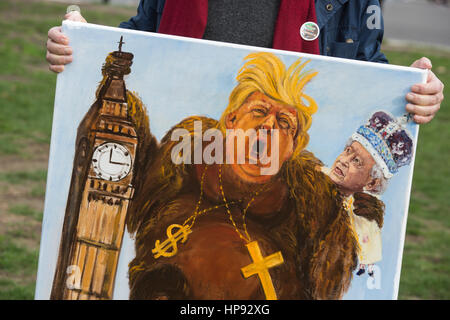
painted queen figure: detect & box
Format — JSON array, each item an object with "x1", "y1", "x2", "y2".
[{"x1": 324, "y1": 111, "x2": 414, "y2": 277}]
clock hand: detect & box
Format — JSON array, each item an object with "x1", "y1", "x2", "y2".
[{"x1": 109, "y1": 148, "x2": 127, "y2": 165}]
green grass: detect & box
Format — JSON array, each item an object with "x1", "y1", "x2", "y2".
[
  {"x1": 0, "y1": 235, "x2": 39, "y2": 275},
  {"x1": 0, "y1": 235, "x2": 39, "y2": 300},
  {"x1": 0, "y1": 279, "x2": 36, "y2": 300},
  {"x1": 0, "y1": 170, "x2": 47, "y2": 185},
  {"x1": 383, "y1": 50, "x2": 450, "y2": 299},
  {"x1": 30, "y1": 185, "x2": 46, "y2": 198},
  {"x1": 0, "y1": 0, "x2": 448, "y2": 300},
  {"x1": 9, "y1": 205, "x2": 43, "y2": 221}
]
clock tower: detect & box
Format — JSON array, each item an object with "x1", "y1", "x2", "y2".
[{"x1": 51, "y1": 37, "x2": 145, "y2": 300}]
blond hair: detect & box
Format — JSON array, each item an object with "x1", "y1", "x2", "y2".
[{"x1": 218, "y1": 52, "x2": 318, "y2": 156}]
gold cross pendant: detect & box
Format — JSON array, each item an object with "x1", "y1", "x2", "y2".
[{"x1": 241, "y1": 241, "x2": 284, "y2": 300}]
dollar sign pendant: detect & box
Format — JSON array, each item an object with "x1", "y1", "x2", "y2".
[{"x1": 152, "y1": 224, "x2": 192, "y2": 259}]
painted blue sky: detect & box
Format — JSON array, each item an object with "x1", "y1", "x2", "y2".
[{"x1": 36, "y1": 21, "x2": 426, "y2": 300}]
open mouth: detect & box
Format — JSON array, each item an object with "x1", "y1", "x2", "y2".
[
  {"x1": 333, "y1": 165, "x2": 345, "y2": 178},
  {"x1": 250, "y1": 138, "x2": 265, "y2": 159},
  {"x1": 232, "y1": 132, "x2": 279, "y2": 181},
  {"x1": 248, "y1": 137, "x2": 271, "y2": 166}
]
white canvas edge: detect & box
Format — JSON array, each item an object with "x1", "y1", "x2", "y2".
[{"x1": 391, "y1": 71, "x2": 428, "y2": 300}]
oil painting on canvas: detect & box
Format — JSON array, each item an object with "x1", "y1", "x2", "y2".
[{"x1": 35, "y1": 21, "x2": 426, "y2": 300}]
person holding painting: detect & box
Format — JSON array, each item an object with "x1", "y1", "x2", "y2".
[{"x1": 45, "y1": 0, "x2": 444, "y2": 125}]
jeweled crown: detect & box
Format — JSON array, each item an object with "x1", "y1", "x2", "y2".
[{"x1": 351, "y1": 111, "x2": 414, "y2": 179}]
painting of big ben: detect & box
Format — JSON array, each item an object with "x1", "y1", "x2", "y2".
[
  {"x1": 49, "y1": 36, "x2": 153, "y2": 300},
  {"x1": 36, "y1": 21, "x2": 425, "y2": 300}
]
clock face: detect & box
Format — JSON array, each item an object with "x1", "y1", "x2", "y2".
[{"x1": 92, "y1": 142, "x2": 132, "y2": 181}]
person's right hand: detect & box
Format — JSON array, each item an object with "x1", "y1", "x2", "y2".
[{"x1": 46, "y1": 11, "x2": 87, "y2": 73}]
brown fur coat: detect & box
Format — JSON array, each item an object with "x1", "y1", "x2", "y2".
[
  {"x1": 127, "y1": 116, "x2": 359, "y2": 300},
  {"x1": 353, "y1": 192, "x2": 385, "y2": 229}
]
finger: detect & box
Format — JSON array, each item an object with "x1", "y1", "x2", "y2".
[
  {"x1": 47, "y1": 38, "x2": 72, "y2": 56},
  {"x1": 46, "y1": 51, "x2": 73, "y2": 65},
  {"x1": 406, "y1": 92, "x2": 443, "y2": 106},
  {"x1": 413, "y1": 114, "x2": 435, "y2": 124},
  {"x1": 411, "y1": 75, "x2": 444, "y2": 95},
  {"x1": 64, "y1": 11, "x2": 87, "y2": 23},
  {"x1": 410, "y1": 57, "x2": 432, "y2": 70},
  {"x1": 49, "y1": 64, "x2": 65, "y2": 74},
  {"x1": 406, "y1": 103, "x2": 440, "y2": 117},
  {"x1": 48, "y1": 26, "x2": 69, "y2": 45}
]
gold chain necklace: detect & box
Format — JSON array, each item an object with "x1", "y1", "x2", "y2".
[
  {"x1": 218, "y1": 165, "x2": 263, "y2": 243},
  {"x1": 152, "y1": 164, "x2": 285, "y2": 300},
  {"x1": 217, "y1": 164, "x2": 284, "y2": 300},
  {"x1": 152, "y1": 166, "x2": 240, "y2": 259}
]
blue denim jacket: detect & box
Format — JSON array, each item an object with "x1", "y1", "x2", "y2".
[{"x1": 119, "y1": 0, "x2": 388, "y2": 63}]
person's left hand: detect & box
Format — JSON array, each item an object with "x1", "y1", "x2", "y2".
[{"x1": 406, "y1": 57, "x2": 444, "y2": 124}]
